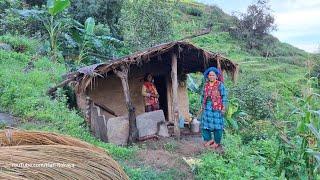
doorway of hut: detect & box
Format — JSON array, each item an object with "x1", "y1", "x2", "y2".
[{"x1": 153, "y1": 75, "x2": 168, "y2": 120}]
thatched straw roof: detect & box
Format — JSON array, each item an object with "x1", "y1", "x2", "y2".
[{"x1": 63, "y1": 41, "x2": 239, "y2": 93}]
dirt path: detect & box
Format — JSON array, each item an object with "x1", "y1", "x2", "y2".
[{"x1": 132, "y1": 136, "x2": 206, "y2": 179}]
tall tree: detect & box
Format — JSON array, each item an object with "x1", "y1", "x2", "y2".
[{"x1": 231, "y1": 0, "x2": 277, "y2": 49}]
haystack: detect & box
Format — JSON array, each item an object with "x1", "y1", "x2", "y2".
[
  {"x1": 0, "y1": 129, "x2": 104, "y2": 153},
  {"x1": 0, "y1": 145, "x2": 129, "y2": 180},
  {"x1": 0, "y1": 130, "x2": 129, "y2": 180}
]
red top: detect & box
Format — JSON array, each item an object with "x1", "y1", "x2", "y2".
[
  {"x1": 203, "y1": 80, "x2": 223, "y2": 111},
  {"x1": 143, "y1": 82, "x2": 159, "y2": 106}
]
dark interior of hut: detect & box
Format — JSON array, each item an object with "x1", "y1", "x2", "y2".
[{"x1": 153, "y1": 75, "x2": 168, "y2": 120}]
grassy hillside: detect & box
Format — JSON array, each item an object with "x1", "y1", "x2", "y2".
[{"x1": 0, "y1": 0, "x2": 319, "y2": 179}]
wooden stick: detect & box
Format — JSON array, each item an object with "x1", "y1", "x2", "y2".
[
  {"x1": 113, "y1": 65, "x2": 139, "y2": 144},
  {"x1": 171, "y1": 52, "x2": 180, "y2": 139},
  {"x1": 47, "y1": 77, "x2": 76, "y2": 95}
]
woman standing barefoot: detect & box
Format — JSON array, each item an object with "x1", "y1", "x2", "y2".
[{"x1": 200, "y1": 67, "x2": 227, "y2": 152}]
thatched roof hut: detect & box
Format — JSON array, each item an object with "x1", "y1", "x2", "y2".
[{"x1": 51, "y1": 41, "x2": 239, "y2": 144}]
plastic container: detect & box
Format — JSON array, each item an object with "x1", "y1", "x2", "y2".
[
  {"x1": 179, "y1": 117, "x2": 185, "y2": 128},
  {"x1": 191, "y1": 118, "x2": 200, "y2": 133}
]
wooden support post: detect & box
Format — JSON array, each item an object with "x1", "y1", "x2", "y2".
[
  {"x1": 114, "y1": 65, "x2": 138, "y2": 144},
  {"x1": 171, "y1": 52, "x2": 180, "y2": 139},
  {"x1": 85, "y1": 96, "x2": 92, "y2": 128}
]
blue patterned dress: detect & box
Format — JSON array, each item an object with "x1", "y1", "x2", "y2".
[{"x1": 200, "y1": 82, "x2": 227, "y2": 130}]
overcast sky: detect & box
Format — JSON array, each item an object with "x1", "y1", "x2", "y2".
[{"x1": 196, "y1": 0, "x2": 320, "y2": 53}]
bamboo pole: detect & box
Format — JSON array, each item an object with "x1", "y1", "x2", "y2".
[
  {"x1": 171, "y1": 52, "x2": 180, "y2": 139},
  {"x1": 113, "y1": 65, "x2": 138, "y2": 144}
]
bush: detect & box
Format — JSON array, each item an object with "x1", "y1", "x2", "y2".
[
  {"x1": 230, "y1": 75, "x2": 274, "y2": 120},
  {"x1": 185, "y1": 7, "x2": 203, "y2": 17},
  {"x1": 188, "y1": 91, "x2": 201, "y2": 116},
  {"x1": 0, "y1": 3, "x2": 46, "y2": 37},
  {"x1": 195, "y1": 134, "x2": 278, "y2": 179},
  {"x1": 0, "y1": 35, "x2": 38, "y2": 53},
  {"x1": 119, "y1": 0, "x2": 173, "y2": 51},
  {"x1": 69, "y1": 0, "x2": 123, "y2": 39}
]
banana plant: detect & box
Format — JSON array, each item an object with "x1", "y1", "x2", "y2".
[
  {"x1": 64, "y1": 17, "x2": 121, "y2": 65},
  {"x1": 225, "y1": 98, "x2": 240, "y2": 130},
  {"x1": 77, "y1": 17, "x2": 95, "y2": 63},
  {"x1": 44, "y1": 0, "x2": 70, "y2": 60}
]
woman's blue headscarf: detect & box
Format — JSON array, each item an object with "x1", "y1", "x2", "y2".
[{"x1": 203, "y1": 67, "x2": 221, "y2": 78}]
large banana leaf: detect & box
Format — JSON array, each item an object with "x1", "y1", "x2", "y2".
[
  {"x1": 47, "y1": 0, "x2": 70, "y2": 16},
  {"x1": 85, "y1": 17, "x2": 95, "y2": 35},
  {"x1": 225, "y1": 100, "x2": 240, "y2": 130}
]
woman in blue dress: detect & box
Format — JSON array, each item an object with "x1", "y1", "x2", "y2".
[{"x1": 200, "y1": 67, "x2": 227, "y2": 151}]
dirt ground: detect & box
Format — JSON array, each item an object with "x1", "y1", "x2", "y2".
[{"x1": 133, "y1": 135, "x2": 208, "y2": 179}]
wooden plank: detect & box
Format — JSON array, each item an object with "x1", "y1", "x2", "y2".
[
  {"x1": 113, "y1": 65, "x2": 139, "y2": 144},
  {"x1": 94, "y1": 102, "x2": 118, "y2": 117},
  {"x1": 171, "y1": 52, "x2": 180, "y2": 139},
  {"x1": 47, "y1": 77, "x2": 76, "y2": 95}
]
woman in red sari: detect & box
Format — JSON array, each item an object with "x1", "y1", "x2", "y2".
[{"x1": 142, "y1": 73, "x2": 160, "y2": 112}]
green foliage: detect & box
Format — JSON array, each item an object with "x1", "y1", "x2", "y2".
[
  {"x1": 0, "y1": 35, "x2": 38, "y2": 54},
  {"x1": 44, "y1": 0, "x2": 71, "y2": 61},
  {"x1": 225, "y1": 98, "x2": 241, "y2": 130},
  {"x1": 69, "y1": 0, "x2": 123, "y2": 38},
  {"x1": 47, "y1": 0, "x2": 71, "y2": 16},
  {"x1": 120, "y1": 0, "x2": 173, "y2": 51},
  {"x1": 192, "y1": 32, "x2": 245, "y2": 57},
  {"x1": 0, "y1": 2, "x2": 45, "y2": 36},
  {"x1": 195, "y1": 134, "x2": 278, "y2": 179},
  {"x1": 63, "y1": 17, "x2": 121, "y2": 65},
  {"x1": 307, "y1": 124, "x2": 320, "y2": 172},
  {"x1": 274, "y1": 74, "x2": 320, "y2": 178},
  {"x1": 25, "y1": 0, "x2": 46, "y2": 7},
  {"x1": 178, "y1": 3, "x2": 203, "y2": 17},
  {"x1": 230, "y1": 75, "x2": 274, "y2": 120},
  {"x1": 124, "y1": 165, "x2": 183, "y2": 180}
]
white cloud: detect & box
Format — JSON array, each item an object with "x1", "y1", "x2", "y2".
[
  {"x1": 272, "y1": 0, "x2": 320, "y2": 11},
  {"x1": 275, "y1": 9, "x2": 320, "y2": 29},
  {"x1": 294, "y1": 43, "x2": 319, "y2": 53},
  {"x1": 271, "y1": 1, "x2": 320, "y2": 52}
]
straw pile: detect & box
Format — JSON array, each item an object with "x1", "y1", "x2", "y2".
[
  {"x1": 0, "y1": 130, "x2": 104, "y2": 153},
  {"x1": 0, "y1": 130, "x2": 129, "y2": 180},
  {"x1": 0, "y1": 145, "x2": 129, "y2": 180}
]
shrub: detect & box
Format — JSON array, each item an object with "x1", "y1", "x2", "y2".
[
  {"x1": 119, "y1": 0, "x2": 173, "y2": 51},
  {"x1": 69, "y1": 0, "x2": 123, "y2": 39},
  {"x1": 0, "y1": 35, "x2": 38, "y2": 54},
  {"x1": 195, "y1": 134, "x2": 278, "y2": 179},
  {"x1": 230, "y1": 75, "x2": 274, "y2": 120},
  {"x1": 0, "y1": 3, "x2": 45, "y2": 37},
  {"x1": 185, "y1": 7, "x2": 202, "y2": 17}
]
